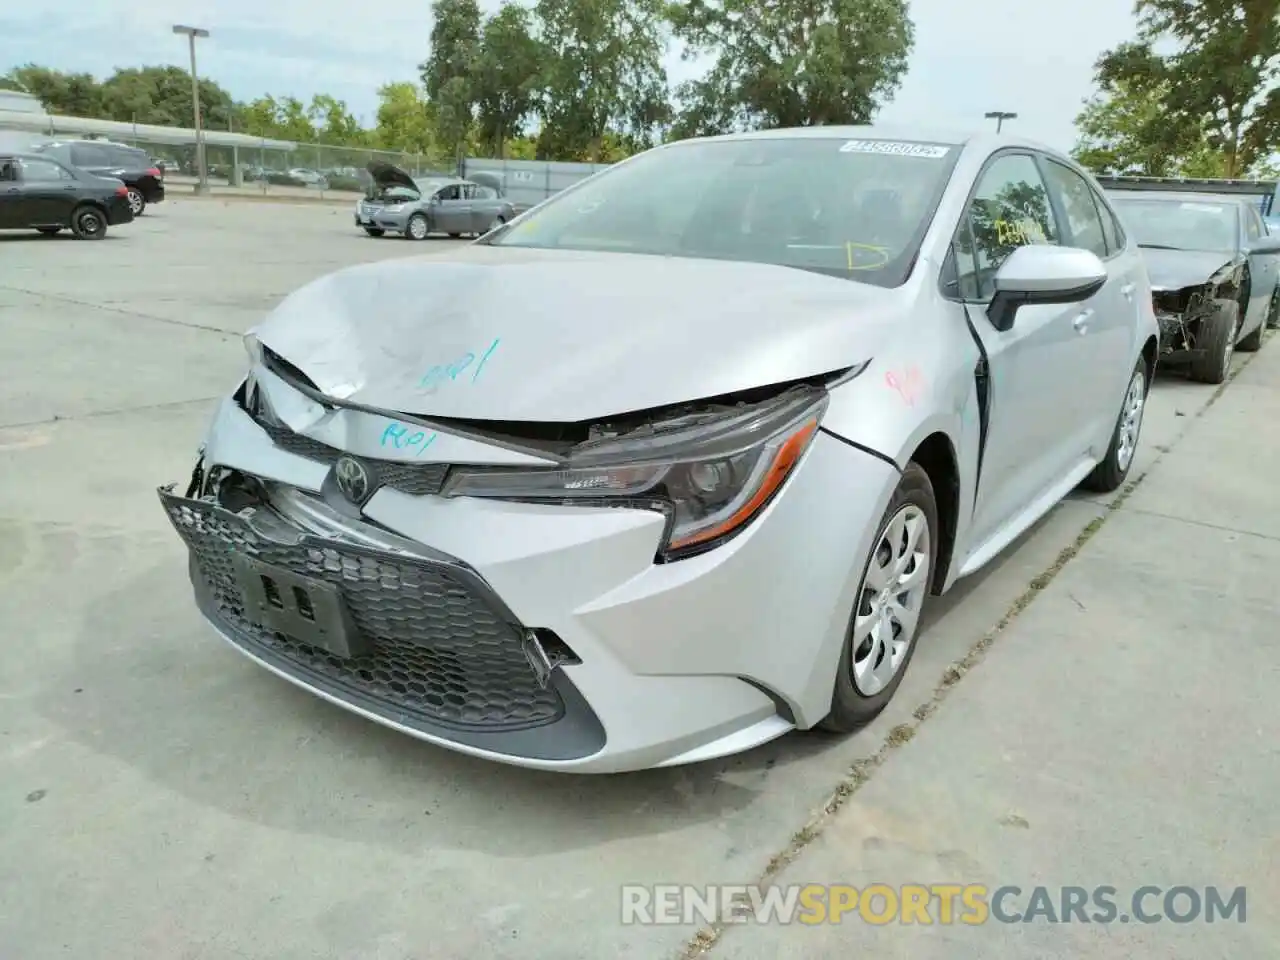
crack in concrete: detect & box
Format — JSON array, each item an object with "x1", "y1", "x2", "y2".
[
  {"x1": 0, "y1": 284, "x2": 239, "y2": 338},
  {"x1": 1125, "y1": 507, "x2": 1280, "y2": 543},
  {"x1": 0, "y1": 395, "x2": 223, "y2": 431},
  {"x1": 678, "y1": 342, "x2": 1266, "y2": 959}
]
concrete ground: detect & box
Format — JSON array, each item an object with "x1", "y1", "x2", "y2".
[{"x1": 0, "y1": 198, "x2": 1271, "y2": 960}]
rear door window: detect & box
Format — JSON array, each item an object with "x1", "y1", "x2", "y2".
[{"x1": 70, "y1": 143, "x2": 112, "y2": 166}]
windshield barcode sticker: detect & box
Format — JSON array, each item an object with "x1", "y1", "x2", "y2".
[{"x1": 839, "y1": 140, "x2": 951, "y2": 159}]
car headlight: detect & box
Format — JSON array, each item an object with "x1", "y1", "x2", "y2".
[{"x1": 442, "y1": 386, "x2": 829, "y2": 561}]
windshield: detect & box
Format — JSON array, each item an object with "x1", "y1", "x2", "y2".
[
  {"x1": 1110, "y1": 197, "x2": 1238, "y2": 253},
  {"x1": 488, "y1": 136, "x2": 961, "y2": 287}
]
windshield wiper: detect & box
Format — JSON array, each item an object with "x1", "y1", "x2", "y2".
[{"x1": 1137, "y1": 243, "x2": 1183, "y2": 250}]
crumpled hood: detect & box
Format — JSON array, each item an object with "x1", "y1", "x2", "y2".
[
  {"x1": 251, "y1": 245, "x2": 908, "y2": 422},
  {"x1": 1140, "y1": 247, "x2": 1234, "y2": 292}
]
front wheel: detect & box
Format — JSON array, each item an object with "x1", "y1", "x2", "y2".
[
  {"x1": 1267, "y1": 285, "x2": 1280, "y2": 330},
  {"x1": 1188, "y1": 299, "x2": 1239, "y2": 384},
  {"x1": 818, "y1": 463, "x2": 937, "y2": 733},
  {"x1": 126, "y1": 187, "x2": 146, "y2": 217},
  {"x1": 363, "y1": 227, "x2": 385, "y2": 237},
  {"x1": 405, "y1": 213, "x2": 429, "y2": 240},
  {"x1": 70, "y1": 204, "x2": 107, "y2": 240},
  {"x1": 1082, "y1": 360, "x2": 1146, "y2": 493}
]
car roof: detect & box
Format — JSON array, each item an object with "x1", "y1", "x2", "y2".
[{"x1": 675, "y1": 123, "x2": 1061, "y2": 155}]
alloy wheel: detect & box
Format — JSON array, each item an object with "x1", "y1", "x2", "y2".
[
  {"x1": 127, "y1": 189, "x2": 144, "y2": 216},
  {"x1": 408, "y1": 217, "x2": 427, "y2": 240},
  {"x1": 852, "y1": 505, "x2": 932, "y2": 696},
  {"x1": 1115, "y1": 370, "x2": 1146, "y2": 473}
]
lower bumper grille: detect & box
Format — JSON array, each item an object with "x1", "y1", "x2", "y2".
[{"x1": 160, "y1": 488, "x2": 564, "y2": 732}]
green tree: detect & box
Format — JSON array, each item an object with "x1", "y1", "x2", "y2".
[
  {"x1": 373, "y1": 82, "x2": 438, "y2": 155},
  {"x1": 98, "y1": 66, "x2": 237, "y2": 129},
  {"x1": 1071, "y1": 56, "x2": 1198, "y2": 176},
  {"x1": 421, "y1": 0, "x2": 482, "y2": 160},
  {"x1": 309, "y1": 94, "x2": 364, "y2": 145},
  {"x1": 1088, "y1": 0, "x2": 1280, "y2": 178},
  {"x1": 534, "y1": 0, "x2": 671, "y2": 161},
  {"x1": 474, "y1": 2, "x2": 542, "y2": 156},
  {"x1": 4, "y1": 65, "x2": 104, "y2": 115},
  {"x1": 668, "y1": 0, "x2": 913, "y2": 136}
]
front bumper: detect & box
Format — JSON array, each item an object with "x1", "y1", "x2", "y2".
[
  {"x1": 355, "y1": 207, "x2": 410, "y2": 232},
  {"x1": 161, "y1": 393, "x2": 899, "y2": 772}
]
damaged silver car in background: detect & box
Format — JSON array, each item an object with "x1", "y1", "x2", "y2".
[
  {"x1": 1106, "y1": 189, "x2": 1280, "y2": 384},
  {"x1": 159, "y1": 127, "x2": 1158, "y2": 773}
]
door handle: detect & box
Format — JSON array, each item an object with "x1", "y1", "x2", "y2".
[
  {"x1": 1120, "y1": 283, "x2": 1135, "y2": 300},
  {"x1": 1073, "y1": 309, "x2": 1093, "y2": 335}
]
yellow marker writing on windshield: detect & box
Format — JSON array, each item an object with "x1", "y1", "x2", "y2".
[{"x1": 846, "y1": 242, "x2": 890, "y2": 271}]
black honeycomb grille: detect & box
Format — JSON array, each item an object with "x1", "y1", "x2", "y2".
[
  {"x1": 161, "y1": 491, "x2": 563, "y2": 731},
  {"x1": 256, "y1": 420, "x2": 450, "y2": 497}
]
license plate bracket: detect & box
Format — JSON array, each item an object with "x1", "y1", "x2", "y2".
[{"x1": 231, "y1": 554, "x2": 369, "y2": 659}]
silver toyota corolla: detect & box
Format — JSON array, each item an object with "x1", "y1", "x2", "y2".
[{"x1": 159, "y1": 126, "x2": 1159, "y2": 773}]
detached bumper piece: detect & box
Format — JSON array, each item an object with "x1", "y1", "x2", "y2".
[{"x1": 158, "y1": 486, "x2": 605, "y2": 761}]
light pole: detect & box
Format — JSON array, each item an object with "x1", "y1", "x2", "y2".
[
  {"x1": 173, "y1": 24, "x2": 211, "y2": 195},
  {"x1": 984, "y1": 110, "x2": 1017, "y2": 134}
]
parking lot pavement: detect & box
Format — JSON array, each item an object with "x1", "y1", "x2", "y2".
[{"x1": 0, "y1": 199, "x2": 1265, "y2": 960}]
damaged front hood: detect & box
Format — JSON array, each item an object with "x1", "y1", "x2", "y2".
[
  {"x1": 1141, "y1": 247, "x2": 1234, "y2": 292},
  {"x1": 251, "y1": 245, "x2": 907, "y2": 422}
]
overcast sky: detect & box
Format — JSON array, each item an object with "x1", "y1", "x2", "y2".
[{"x1": 2, "y1": 0, "x2": 1138, "y2": 152}]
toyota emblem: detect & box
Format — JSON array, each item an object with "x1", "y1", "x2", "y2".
[{"x1": 334, "y1": 456, "x2": 373, "y2": 504}]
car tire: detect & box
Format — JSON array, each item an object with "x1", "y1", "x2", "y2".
[
  {"x1": 1188, "y1": 298, "x2": 1239, "y2": 384},
  {"x1": 126, "y1": 187, "x2": 146, "y2": 217},
  {"x1": 363, "y1": 227, "x2": 385, "y2": 237},
  {"x1": 70, "y1": 204, "x2": 108, "y2": 241},
  {"x1": 1267, "y1": 285, "x2": 1280, "y2": 330},
  {"x1": 1237, "y1": 316, "x2": 1263, "y2": 352},
  {"x1": 818, "y1": 462, "x2": 937, "y2": 734},
  {"x1": 36, "y1": 227, "x2": 61, "y2": 236},
  {"x1": 1081, "y1": 360, "x2": 1147, "y2": 493},
  {"x1": 485, "y1": 215, "x2": 506, "y2": 235},
  {"x1": 406, "y1": 214, "x2": 429, "y2": 241}
]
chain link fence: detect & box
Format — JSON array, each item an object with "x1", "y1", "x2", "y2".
[
  {"x1": 0, "y1": 108, "x2": 610, "y2": 205},
  {"x1": 131, "y1": 136, "x2": 455, "y2": 200}
]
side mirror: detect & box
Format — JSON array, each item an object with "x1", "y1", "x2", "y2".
[
  {"x1": 987, "y1": 244, "x2": 1107, "y2": 332},
  {"x1": 1247, "y1": 235, "x2": 1280, "y2": 255}
]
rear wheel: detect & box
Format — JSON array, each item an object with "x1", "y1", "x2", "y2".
[
  {"x1": 70, "y1": 204, "x2": 107, "y2": 240},
  {"x1": 818, "y1": 463, "x2": 937, "y2": 733},
  {"x1": 1267, "y1": 285, "x2": 1280, "y2": 330},
  {"x1": 126, "y1": 187, "x2": 146, "y2": 217},
  {"x1": 406, "y1": 214, "x2": 429, "y2": 240},
  {"x1": 1082, "y1": 360, "x2": 1146, "y2": 493},
  {"x1": 36, "y1": 227, "x2": 61, "y2": 236},
  {"x1": 363, "y1": 227, "x2": 385, "y2": 237},
  {"x1": 1188, "y1": 299, "x2": 1238, "y2": 384}
]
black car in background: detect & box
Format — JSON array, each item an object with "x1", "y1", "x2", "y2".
[
  {"x1": 0, "y1": 153, "x2": 134, "y2": 239},
  {"x1": 33, "y1": 139, "x2": 165, "y2": 217}
]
